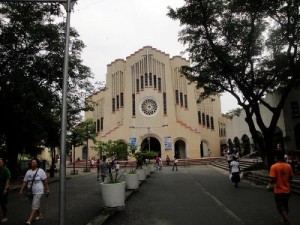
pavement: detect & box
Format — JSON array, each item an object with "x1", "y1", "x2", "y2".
[
  {"x1": 10, "y1": 164, "x2": 300, "y2": 225},
  {"x1": 87, "y1": 165, "x2": 300, "y2": 225}
]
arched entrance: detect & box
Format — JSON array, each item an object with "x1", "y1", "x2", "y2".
[
  {"x1": 141, "y1": 137, "x2": 161, "y2": 155},
  {"x1": 175, "y1": 140, "x2": 186, "y2": 159},
  {"x1": 200, "y1": 140, "x2": 209, "y2": 157},
  {"x1": 82, "y1": 146, "x2": 87, "y2": 160}
]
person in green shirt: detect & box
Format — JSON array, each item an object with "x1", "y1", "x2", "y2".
[{"x1": 0, "y1": 158, "x2": 10, "y2": 223}]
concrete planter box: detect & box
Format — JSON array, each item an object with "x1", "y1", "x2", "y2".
[
  {"x1": 144, "y1": 166, "x2": 150, "y2": 177},
  {"x1": 136, "y1": 169, "x2": 146, "y2": 181},
  {"x1": 124, "y1": 173, "x2": 139, "y2": 190},
  {"x1": 100, "y1": 181, "x2": 125, "y2": 208}
]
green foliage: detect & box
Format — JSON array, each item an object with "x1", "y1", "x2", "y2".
[
  {"x1": 134, "y1": 151, "x2": 157, "y2": 160},
  {"x1": 226, "y1": 108, "x2": 243, "y2": 117},
  {"x1": 168, "y1": 0, "x2": 300, "y2": 168},
  {"x1": 94, "y1": 140, "x2": 128, "y2": 160},
  {"x1": 0, "y1": 3, "x2": 94, "y2": 175}
]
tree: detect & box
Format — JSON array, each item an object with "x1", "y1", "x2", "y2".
[
  {"x1": 94, "y1": 140, "x2": 128, "y2": 160},
  {"x1": 77, "y1": 119, "x2": 97, "y2": 171},
  {"x1": 168, "y1": 0, "x2": 300, "y2": 168},
  {"x1": 0, "y1": 3, "x2": 94, "y2": 177}
]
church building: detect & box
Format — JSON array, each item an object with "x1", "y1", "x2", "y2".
[{"x1": 84, "y1": 46, "x2": 223, "y2": 160}]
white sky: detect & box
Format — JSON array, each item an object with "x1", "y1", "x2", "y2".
[{"x1": 71, "y1": 0, "x2": 238, "y2": 113}]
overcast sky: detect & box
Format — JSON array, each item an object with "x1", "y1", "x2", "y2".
[{"x1": 70, "y1": 0, "x2": 238, "y2": 113}]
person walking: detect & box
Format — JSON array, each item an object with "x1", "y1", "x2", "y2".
[
  {"x1": 19, "y1": 159, "x2": 50, "y2": 225},
  {"x1": 0, "y1": 158, "x2": 10, "y2": 223},
  {"x1": 172, "y1": 157, "x2": 178, "y2": 171},
  {"x1": 269, "y1": 150, "x2": 294, "y2": 225},
  {"x1": 229, "y1": 156, "x2": 240, "y2": 188},
  {"x1": 166, "y1": 155, "x2": 170, "y2": 166},
  {"x1": 99, "y1": 156, "x2": 109, "y2": 182}
]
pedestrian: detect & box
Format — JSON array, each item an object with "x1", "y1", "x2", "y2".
[
  {"x1": 99, "y1": 156, "x2": 109, "y2": 182},
  {"x1": 0, "y1": 158, "x2": 10, "y2": 223},
  {"x1": 166, "y1": 155, "x2": 170, "y2": 166},
  {"x1": 226, "y1": 150, "x2": 233, "y2": 168},
  {"x1": 96, "y1": 159, "x2": 100, "y2": 181},
  {"x1": 19, "y1": 159, "x2": 50, "y2": 225},
  {"x1": 269, "y1": 150, "x2": 294, "y2": 225},
  {"x1": 172, "y1": 157, "x2": 178, "y2": 171},
  {"x1": 155, "y1": 156, "x2": 160, "y2": 171},
  {"x1": 229, "y1": 156, "x2": 240, "y2": 188},
  {"x1": 159, "y1": 157, "x2": 163, "y2": 170},
  {"x1": 208, "y1": 149, "x2": 211, "y2": 157}
]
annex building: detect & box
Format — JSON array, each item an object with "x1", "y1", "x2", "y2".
[{"x1": 84, "y1": 46, "x2": 223, "y2": 161}]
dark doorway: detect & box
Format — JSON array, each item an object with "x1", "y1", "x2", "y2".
[{"x1": 141, "y1": 137, "x2": 161, "y2": 155}]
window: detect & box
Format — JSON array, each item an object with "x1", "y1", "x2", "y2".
[
  {"x1": 206, "y1": 115, "x2": 210, "y2": 128},
  {"x1": 112, "y1": 98, "x2": 115, "y2": 112},
  {"x1": 136, "y1": 79, "x2": 139, "y2": 92},
  {"x1": 158, "y1": 78, "x2": 161, "y2": 91},
  {"x1": 100, "y1": 117, "x2": 104, "y2": 130},
  {"x1": 180, "y1": 92, "x2": 183, "y2": 107},
  {"x1": 141, "y1": 76, "x2": 144, "y2": 89},
  {"x1": 120, "y1": 93, "x2": 124, "y2": 107},
  {"x1": 96, "y1": 119, "x2": 100, "y2": 132},
  {"x1": 153, "y1": 75, "x2": 157, "y2": 89},
  {"x1": 184, "y1": 94, "x2": 188, "y2": 108},
  {"x1": 145, "y1": 73, "x2": 148, "y2": 87},
  {"x1": 210, "y1": 117, "x2": 214, "y2": 129},
  {"x1": 175, "y1": 90, "x2": 179, "y2": 104},
  {"x1": 132, "y1": 94, "x2": 136, "y2": 117},
  {"x1": 149, "y1": 73, "x2": 152, "y2": 86},
  {"x1": 202, "y1": 113, "x2": 205, "y2": 125},
  {"x1": 116, "y1": 95, "x2": 119, "y2": 109},
  {"x1": 198, "y1": 111, "x2": 201, "y2": 124},
  {"x1": 163, "y1": 92, "x2": 167, "y2": 115}
]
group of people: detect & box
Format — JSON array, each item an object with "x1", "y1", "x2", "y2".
[{"x1": 97, "y1": 156, "x2": 119, "y2": 182}]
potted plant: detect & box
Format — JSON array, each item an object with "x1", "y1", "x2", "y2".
[
  {"x1": 124, "y1": 167, "x2": 139, "y2": 190},
  {"x1": 95, "y1": 140, "x2": 128, "y2": 208}
]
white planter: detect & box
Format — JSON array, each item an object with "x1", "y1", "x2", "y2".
[
  {"x1": 136, "y1": 169, "x2": 146, "y2": 181},
  {"x1": 144, "y1": 166, "x2": 150, "y2": 177},
  {"x1": 100, "y1": 181, "x2": 125, "y2": 207},
  {"x1": 124, "y1": 173, "x2": 139, "y2": 190}
]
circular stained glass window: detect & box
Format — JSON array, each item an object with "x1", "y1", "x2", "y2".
[{"x1": 140, "y1": 98, "x2": 158, "y2": 116}]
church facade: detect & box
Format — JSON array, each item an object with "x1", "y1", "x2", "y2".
[{"x1": 84, "y1": 46, "x2": 223, "y2": 161}]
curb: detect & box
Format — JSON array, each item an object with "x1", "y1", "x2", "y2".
[{"x1": 86, "y1": 180, "x2": 146, "y2": 225}]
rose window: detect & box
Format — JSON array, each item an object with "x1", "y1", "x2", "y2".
[{"x1": 141, "y1": 99, "x2": 158, "y2": 116}]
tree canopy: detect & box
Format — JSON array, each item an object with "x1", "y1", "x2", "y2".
[
  {"x1": 168, "y1": 0, "x2": 300, "y2": 168},
  {"x1": 0, "y1": 3, "x2": 94, "y2": 175}
]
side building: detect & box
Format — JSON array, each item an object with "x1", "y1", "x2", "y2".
[
  {"x1": 225, "y1": 89, "x2": 300, "y2": 155},
  {"x1": 83, "y1": 46, "x2": 223, "y2": 161}
]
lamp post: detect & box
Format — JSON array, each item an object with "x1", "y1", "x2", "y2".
[{"x1": 147, "y1": 137, "x2": 150, "y2": 152}]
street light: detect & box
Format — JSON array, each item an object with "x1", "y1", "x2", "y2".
[{"x1": 147, "y1": 137, "x2": 150, "y2": 152}]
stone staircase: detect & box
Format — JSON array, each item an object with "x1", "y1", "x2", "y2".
[
  {"x1": 210, "y1": 157, "x2": 300, "y2": 195},
  {"x1": 243, "y1": 171, "x2": 300, "y2": 195},
  {"x1": 210, "y1": 157, "x2": 264, "y2": 171}
]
